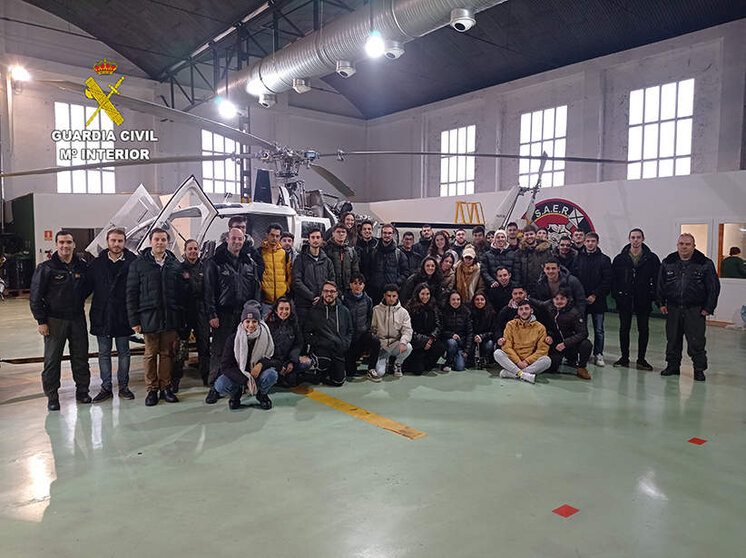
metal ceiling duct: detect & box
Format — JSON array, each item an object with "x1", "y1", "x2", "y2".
[{"x1": 219, "y1": 0, "x2": 508, "y2": 99}]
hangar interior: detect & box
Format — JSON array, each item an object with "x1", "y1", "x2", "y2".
[{"x1": 0, "y1": 1, "x2": 745, "y2": 556}]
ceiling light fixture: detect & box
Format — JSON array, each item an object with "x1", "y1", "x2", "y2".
[
  {"x1": 365, "y1": 30, "x2": 385, "y2": 59},
  {"x1": 215, "y1": 96, "x2": 237, "y2": 119},
  {"x1": 9, "y1": 65, "x2": 30, "y2": 82}
]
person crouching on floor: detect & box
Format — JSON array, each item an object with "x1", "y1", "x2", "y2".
[
  {"x1": 544, "y1": 289, "x2": 592, "y2": 380},
  {"x1": 210, "y1": 300, "x2": 278, "y2": 410},
  {"x1": 494, "y1": 299, "x2": 551, "y2": 384},
  {"x1": 369, "y1": 283, "x2": 413, "y2": 381}
]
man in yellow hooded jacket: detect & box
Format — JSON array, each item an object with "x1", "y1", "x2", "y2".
[
  {"x1": 493, "y1": 299, "x2": 551, "y2": 384},
  {"x1": 260, "y1": 223, "x2": 291, "y2": 315}
]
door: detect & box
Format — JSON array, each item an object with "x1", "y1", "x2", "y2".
[
  {"x1": 136, "y1": 175, "x2": 218, "y2": 258},
  {"x1": 85, "y1": 184, "x2": 162, "y2": 256}
]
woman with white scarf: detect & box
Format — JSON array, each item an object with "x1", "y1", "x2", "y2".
[{"x1": 209, "y1": 300, "x2": 277, "y2": 410}]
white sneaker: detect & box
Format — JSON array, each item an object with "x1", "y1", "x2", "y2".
[
  {"x1": 595, "y1": 354, "x2": 605, "y2": 367},
  {"x1": 393, "y1": 363, "x2": 403, "y2": 377},
  {"x1": 518, "y1": 371, "x2": 535, "y2": 384},
  {"x1": 442, "y1": 366, "x2": 452, "y2": 373},
  {"x1": 367, "y1": 370, "x2": 382, "y2": 382},
  {"x1": 499, "y1": 368, "x2": 517, "y2": 379}
]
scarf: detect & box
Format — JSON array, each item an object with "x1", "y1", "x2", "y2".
[
  {"x1": 456, "y1": 261, "x2": 479, "y2": 295},
  {"x1": 233, "y1": 321, "x2": 275, "y2": 395}
]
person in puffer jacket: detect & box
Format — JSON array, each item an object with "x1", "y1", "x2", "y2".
[
  {"x1": 343, "y1": 273, "x2": 380, "y2": 377},
  {"x1": 403, "y1": 282, "x2": 445, "y2": 374},
  {"x1": 210, "y1": 300, "x2": 278, "y2": 410},
  {"x1": 494, "y1": 299, "x2": 551, "y2": 384},
  {"x1": 259, "y1": 223, "x2": 291, "y2": 312},
  {"x1": 657, "y1": 233, "x2": 720, "y2": 381},
  {"x1": 369, "y1": 283, "x2": 413, "y2": 381},
  {"x1": 469, "y1": 292, "x2": 496, "y2": 367},
  {"x1": 265, "y1": 297, "x2": 313, "y2": 387},
  {"x1": 440, "y1": 290, "x2": 472, "y2": 372},
  {"x1": 542, "y1": 289, "x2": 592, "y2": 379},
  {"x1": 304, "y1": 280, "x2": 354, "y2": 386}
]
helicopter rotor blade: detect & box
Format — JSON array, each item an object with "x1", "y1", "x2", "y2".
[
  {"x1": 38, "y1": 80, "x2": 277, "y2": 150},
  {"x1": 0, "y1": 154, "x2": 232, "y2": 179},
  {"x1": 323, "y1": 150, "x2": 628, "y2": 165},
  {"x1": 309, "y1": 164, "x2": 356, "y2": 198}
]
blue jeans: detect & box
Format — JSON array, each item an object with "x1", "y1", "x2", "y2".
[
  {"x1": 445, "y1": 338, "x2": 466, "y2": 371},
  {"x1": 214, "y1": 368, "x2": 278, "y2": 398},
  {"x1": 587, "y1": 313, "x2": 605, "y2": 355},
  {"x1": 96, "y1": 336, "x2": 130, "y2": 391}
]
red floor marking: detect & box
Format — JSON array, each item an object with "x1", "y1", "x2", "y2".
[
  {"x1": 688, "y1": 437, "x2": 707, "y2": 445},
  {"x1": 552, "y1": 505, "x2": 579, "y2": 518}
]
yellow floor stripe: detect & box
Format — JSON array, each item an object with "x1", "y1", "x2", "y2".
[{"x1": 291, "y1": 386, "x2": 426, "y2": 440}]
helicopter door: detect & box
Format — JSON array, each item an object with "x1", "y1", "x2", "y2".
[
  {"x1": 86, "y1": 184, "x2": 162, "y2": 257},
  {"x1": 136, "y1": 175, "x2": 218, "y2": 257}
]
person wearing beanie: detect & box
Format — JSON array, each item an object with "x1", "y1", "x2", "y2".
[
  {"x1": 454, "y1": 244, "x2": 484, "y2": 304},
  {"x1": 206, "y1": 300, "x2": 278, "y2": 410}
]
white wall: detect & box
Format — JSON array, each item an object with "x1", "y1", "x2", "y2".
[
  {"x1": 362, "y1": 19, "x2": 746, "y2": 202},
  {"x1": 357, "y1": 170, "x2": 746, "y2": 324}
]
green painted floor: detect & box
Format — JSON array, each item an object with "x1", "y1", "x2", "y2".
[{"x1": 1, "y1": 298, "x2": 745, "y2": 557}]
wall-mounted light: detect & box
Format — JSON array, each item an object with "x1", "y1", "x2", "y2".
[{"x1": 9, "y1": 65, "x2": 30, "y2": 93}]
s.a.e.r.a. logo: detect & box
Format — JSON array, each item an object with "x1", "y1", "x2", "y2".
[{"x1": 525, "y1": 198, "x2": 595, "y2": 244}]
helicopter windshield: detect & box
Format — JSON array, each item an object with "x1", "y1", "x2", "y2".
[{"x1": 136, "y1": 175, "x2": 218, "y2": 258}]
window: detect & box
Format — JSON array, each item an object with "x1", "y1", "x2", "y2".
[
  {"x1": 439, "y1": 125, "x2": 475, "y2": 197},
  {"x1": 201, "y1": 130, "x2": 241, "y2": 194},
  {"x1": 718, "y1": 222, "x2": 746, "y2": 278},
  {"x1": 627, "y1": 79, "x2": 694, "y2": 180},
  {"x1": 54, "y1": 102, "x2": 115, "y2": 193},
  {"x1": 519, "y1": 105, "x2": 567, "y2": 188}
]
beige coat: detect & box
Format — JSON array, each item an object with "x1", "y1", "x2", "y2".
[{"x1": 371, "y1": 301, "x2": 413, "y2": 351}]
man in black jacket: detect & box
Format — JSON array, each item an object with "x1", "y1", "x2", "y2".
[
  {"x1": 481, "y1": 230, "x2": 516, "y2": 307},
  {"x1": 342, "y1": 273, "x2": 380, "y2": 377},
  {"x1": 172, "y1": 239, "x2": 210, "y2": 391},
  {"x1": 204, "y1": 227, "x2": 261, "y2": 392},
  {"x1": 555, "y1": 236, "x2": 577, "y2": 271},
  {"x1": 657, "y1": 233, "x2": 720, "y2": 381},
  {"x1": 544, "y1": 290, "x2": 592, "y2": 379},
  {"x1": 88, "y1": 228, "x2": 136, "y2": 402},
  {"x1": 292, "y1": 228, "x2": 335, "y2": 321},
  {"x1": 572, "y1": 232, "x2": 612, "y2": 367},
  {"x1": 324, "y1": 223, "x2": 360, "y2": 294},
  {"x1": 356, "y1": 220, "x2": 378, "y2": 284},
  {"x1": 412, "y1": 224, "x2": 434, "y2": 260},
  {"x1": 513, "y1": 225, "x2": 553, "y2": 295},
  {"x1": 399, "y1": 232, "x2": 420, "y2": 281},
  {"x1": 126, "y1": 228, "x2": 185, "y2": 406},
  {"x1": 610, "y1": 228, "x2": 660, "y2": 370},
  {"x1": 30, "y1": 230, "x2": 92, "y2": 411},
  {"x1": 304, "y1": 281, "x2": 353, "y2": 386},
  {"x1": 534, "y1": 259, "x2": 587, "y2": 315},
  {"x1": 370, "y1": 223, "x2": 405, "y2": 303}
]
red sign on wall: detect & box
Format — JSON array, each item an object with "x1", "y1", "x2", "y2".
[{"x1": 44, "y1": 230, "x2": 53, "y2": 242}]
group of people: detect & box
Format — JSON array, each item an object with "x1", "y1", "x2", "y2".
[{"x1": 30, "y1": 213, "x2": 721, "y2": 412}]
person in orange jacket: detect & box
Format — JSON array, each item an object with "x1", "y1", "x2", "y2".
[{"x1": 493, "y1": 299, "x2": 551, "y2": 384}]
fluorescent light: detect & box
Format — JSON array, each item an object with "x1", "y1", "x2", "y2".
[
  {"x1": 9, "y1": 65, "x2": 30, "y2": 82},
  {"x1": 365, "y1": 30, "x2": 385, "y2": 59}
]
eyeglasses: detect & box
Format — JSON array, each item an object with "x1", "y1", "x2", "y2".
[{"x1": 322, "y1": 289, "x2": 337, "y2": 294}]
